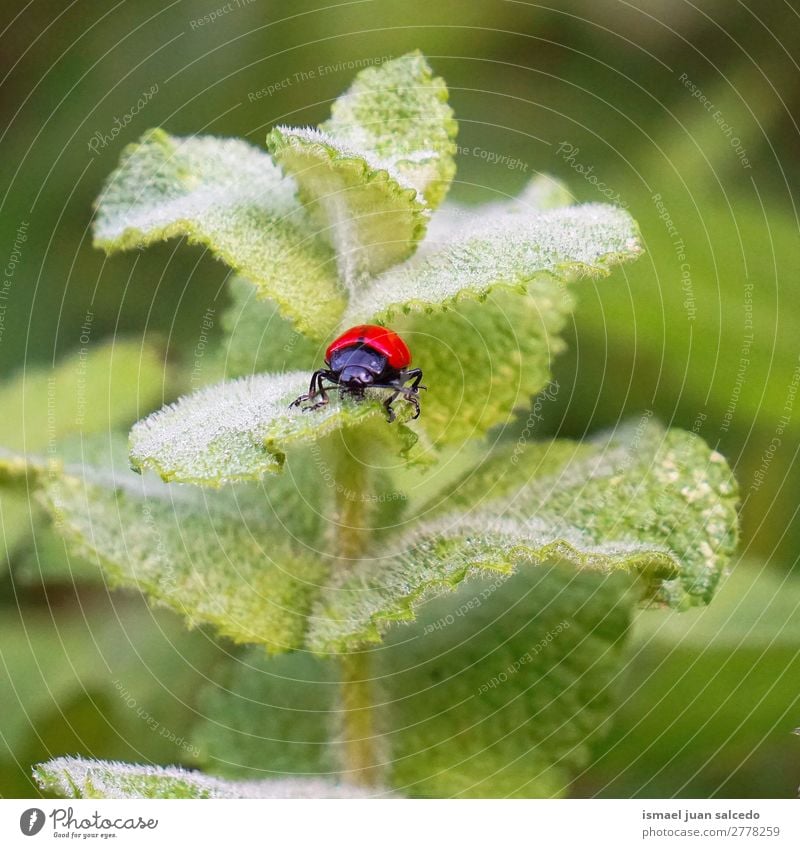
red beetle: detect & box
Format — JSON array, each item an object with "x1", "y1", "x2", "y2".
[{"x1": 290, "y1": 324, "x2": 424, "y2": 422}]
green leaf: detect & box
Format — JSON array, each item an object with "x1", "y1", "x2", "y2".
[
  {"x1": 0, "y1": 592, "x2": 218, "y2": 796},
  {"x1": 393, "y1": 282, "x2": 571, "y2": 443},
  {"x1": 13, "y1": 521, "x2": 101, "y2": 585},
  {"x1": 0, "y1": 491, "x2": 33, "y2": 571},
  {"x1": 347, "y1": 200, "x2": 642, "y2": 323},
  {"x1": 0, "y1": 453, "x2": 47, "y2": 490},
  {"x1": 430, "y1": 173, "x2": 575, "y2": 229},
  {"x1": 143, "y1": 195, "x2": 637, "y2": 467},
  {"x1": 191, "y1": 567, "x2": 633, "y2": 798},
  {"x1": 322, "y1": 51, "x2": 456, "y2": 209},
  {"x1": 129, "y1": 372, "x2": 417, "y2": 486},
  {"x1": 0, "y1": 339, "x2": 168, "y2": 453},
  {"x1": 634, "y1": 559, "x2": 800, "y2": 651},
  {"x1": 510, "y1": 172, "x2": 574, "y2": 210},
  {"x1": 340, "y1": 193, "x2": 637, "y2": 441},
  {"x1": 38, "y1": 439, "x2": 327, "y2": 650},
  {"x1": 220, "y1": 276, "x2": 319, "y2": 378},
  {"x1": 220, "y1": 270, "x2": 566, "y2": 461},
  {"x1": 584, "y1": 561, "x2": 800, "y2": 798},
  {"x1": 0, "y1": 340, "x2": 169, "y2": 572},
  {"x1": 193, "y1": 650, "x2": 340, "y2": 779},
  {"x1": 551, "y1": 193, "x2": 798, "y2": 562},
  {"x1": 307, "y1": 421, "x2": 739, "y2": 653},
  {"x1": 93, "y1": 129, "x2": 344, "y2": 340},
  {"x1": 379, "y1": 567, "x2": 632, "y2": 797},
  {"x1": 268, "y1": 52, "x2": 457, "y2": 282},
  {"x1": 33, "y1": 756, "x2": 381, "y2": 799}
]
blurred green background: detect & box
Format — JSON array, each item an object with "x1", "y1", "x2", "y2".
[{"x1": 1, "y1": 0, "x2": 798, "y2": 797}]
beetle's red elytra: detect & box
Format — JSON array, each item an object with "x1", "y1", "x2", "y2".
[
  {"x1": 290, "y1": 324, "x2": 424, "y2": 422},
  {"x1": 326, "y1": 324, "x2": 412, "y2": 371}
]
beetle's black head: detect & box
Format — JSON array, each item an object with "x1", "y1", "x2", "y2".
[
  {"x1": 329, "y1": 346, "x2": 389, "y2": 395},
  {"x1": 339, "y1": 366, "x2": 375, "y2": 392}
]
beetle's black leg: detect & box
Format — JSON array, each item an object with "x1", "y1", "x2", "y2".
[
  {"x1": 305, "y1": 370, "x2": 341, "y2": 411},
  {"x1": 397, "y1": 370, "x2": 424, "y2": 419},
  {"x1": 290, "y1": 370, "x2": 337, "y2": 411},
  {"x1": 289, "y1": 370, "x2": 321, "y2": 408},
  {"x1": 404, "y1": 368, "x2": 426, "y2": 392},
  {"x1": 400, "y1": 387, "x2": 421, "y2": 419},
  {"x1": 371, "y1": 382, "x2": 422, "y2": 420},
  {"x1": 303, "y1": 382, "x2": 330, "y2": 411},
  {"x1": 382, "y1": 390, "x2": 401, "y2": 423}
]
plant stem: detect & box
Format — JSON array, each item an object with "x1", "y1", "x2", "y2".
[
  {"x1": 332, "y1": 431, "x2": 382, "y2": 787},
  {"x1": 339, "y1": 650, "x2": 381, "y2": 787}
]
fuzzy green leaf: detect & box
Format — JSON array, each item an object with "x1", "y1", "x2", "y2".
[
  {"x1": 38, "y1": 439, "x2": 327, "y2": 650},
  {"x1": 220, "y1": 276, "x2": 319, "y2": 378},
  {"x1": 0, "y1": 339, "x2": 168, "y2": 454},
  {"x1": 217, "y1": 279, "x2": 570, "y2": 449},
  {"x1": 93, "y1": 129, "x2": 344, "y2": 339},
  {"x1": 0, "y1": 593, "x2": 217, "y2": 790},
  {"x1": 13, "y1": 521, "x2": 101, "y2": 585},
  {"x1": 33, "y1": 756, "x2": 381, "y2": 799},
  {"x1": 428, "y1": 173, "x2": 575, "y2": 234},
  {"x1": 380, "y1": 567, "x2": 632, "y2": 797},
  {"x1": 129, "y1": 372, "x2": 417, "y2": 486},
  {"x1": 268, "y1": 52, "x2": 457, "y2": 283},
  {"x1": 394, "y1": 282, "x2": 571, "y2": 443},
  {"x1": 193, "y1": 650, "x2": 340, "y2": 779},
  {"x1": 347, "y1": 200, "x2": 642, "y2": 323},
  {"x1": 207, "y1": 178, "x2": 633, "y2": 447},
  {"x1": 0, "y1": 492, "x2": 32, "y2": 573},
  {"x1": 339, "y1": 193, "x2": 639, "y2": 442},
  {"x1": 322, "y1": 51, "x2": 456, "y2": 208},
  {"x1": 0, "y1": 340, "x2": 169, "y2": 573},
  {"x1": 308, "y1": 422, "x2": 739, "y2": 653},
  {"x1": 192, "y1": 567, "x2": 632, "y2": 798}
]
